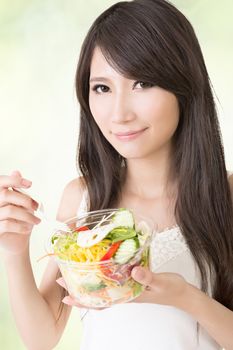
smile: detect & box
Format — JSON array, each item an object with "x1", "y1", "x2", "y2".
[{"x1": 113, "y1": 128, "x2": 148, "y2": 141}]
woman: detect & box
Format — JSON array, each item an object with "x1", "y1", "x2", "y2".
[{"x1": 1, "y1": 0, "x2": 233, "y2": 349}]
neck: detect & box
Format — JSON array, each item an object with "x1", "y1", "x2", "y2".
[{"x1": 123, "y1": 147, "x2": 177, "y2": 200}]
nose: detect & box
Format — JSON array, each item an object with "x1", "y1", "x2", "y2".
[{"x1": 111, "y1": 93, "x2": 136, "y2": 124}]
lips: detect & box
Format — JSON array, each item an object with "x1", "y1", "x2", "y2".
[
  {"x1": 113, "y1": 128, "x2": 148, "y2": 141},
  {"x1": 114, "y1": 128, "x2": 147, "y2": 137}
]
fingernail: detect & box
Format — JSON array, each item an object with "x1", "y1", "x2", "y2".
[
  {"x1": 56, "y1": 278, "x2": 66, "y2": 288},
  {"x1": 62, "y1": 297, "x2": 71, "y2": 305},
  {"x1": 132, "y1": 267, "x2": 145, "y2": 280},
  {"x1": 21, "y1": 179, "x2": 32, "y2": 187},
  {"x1": 32, "y1": 200, "x2": 39, "y2": 210},
  {"x1": 36, "y1": 217, "x2": 41, "y2": 224}
]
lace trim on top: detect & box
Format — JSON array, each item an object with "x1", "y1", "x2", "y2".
[{"x1": 149, "y1": 225, "x2": 189, "y2": 271}]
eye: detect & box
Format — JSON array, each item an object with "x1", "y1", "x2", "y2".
[
  {"x1": 134, "y1": 81, "x2": 154, "y2": 89},
  {"x1": 91, "y1": 84, "x2": 109, "y2": 94}
]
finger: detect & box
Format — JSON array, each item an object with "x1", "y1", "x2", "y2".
[
  {"x1": 62, "y1": 296, "x2": 84, "y2": 307},
  {"x1": 11, "y1": 170, "x2": 22, "y2": 178},
  {"x1": 0, "y1": 205, "x2": 41, "y2": 225},
  {"x1": 131, "y1": 266, "x2": 154, "y2": 287},
  {"x1": 0, "y1": 174, "x2": 32, "y2": 191},
  {"x1": 0, "y1": 219, "x2": 33, "y2": 236},
  {"x1": 0, "y1": 188, "x2": 38, "y2": 211},
  {"x1": 56, "y1": 277, "x2": 68, "y2": 290},
  {"x1": 12, "y1": 188, "x2": 39, "y2": 210}
]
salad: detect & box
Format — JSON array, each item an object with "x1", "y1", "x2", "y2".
[{"x1": 49, "y1": 208, "x2": 152, "y2": 308}]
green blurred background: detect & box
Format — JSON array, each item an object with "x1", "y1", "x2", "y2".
[{"x1": 0, "y1": 0, "x2": 232, "y2": 349}]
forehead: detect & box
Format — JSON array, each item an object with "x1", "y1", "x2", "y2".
[
  {"x1": 90, "y1": 47, "x2": 119, "y2": 78},
  {"x1": 89, "y1": 46, "x2": 142, "y2": 84}
]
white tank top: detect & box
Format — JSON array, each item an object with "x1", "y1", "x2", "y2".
[{"x1": 77, "y1": 172, "x2": 233, "y2": 350}]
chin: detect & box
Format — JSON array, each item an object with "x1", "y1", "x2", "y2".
[
  {"x1": 108, "y1": 139, "x2": 153, "y2": 160},
  {"x1": 115, "y1": 148, "x2": 147, "y2": 160}
]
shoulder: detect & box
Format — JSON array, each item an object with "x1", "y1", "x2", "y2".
[{"x1": 56, "y1": 176, "x2": 86, "y2": 222}]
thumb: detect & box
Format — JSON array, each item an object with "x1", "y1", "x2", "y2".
[
  {"x1": 10, "y1": 170, "x2": 32, "y2": 188},
  {"x1": 131, "y1": 266, "x2": 153, "y2": 286}
]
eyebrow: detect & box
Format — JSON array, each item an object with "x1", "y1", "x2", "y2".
[{"x1": 89, "y1": 77, "x2": 111, "y2": 83}]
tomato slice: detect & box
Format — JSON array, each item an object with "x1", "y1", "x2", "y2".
[
  {"x1": 74, "y1": 225, "x2": 89, "y2": 232},
  {"x1": 100, "y1": 241, "x2": 122, "y2": 261},
  {"x1": 100, "y1": 241, "x2": 123, "y2": 282}
]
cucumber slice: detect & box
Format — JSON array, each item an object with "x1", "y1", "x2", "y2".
[
  {"x1": 114, "y1": 238, "x2": 138, "y2": 264},
  {"x1": 112, "y1": 208, "x2": 134, "y2": 228},
  {"x1": 133, "y1": 236, "x2": 140, "y2": 249}
]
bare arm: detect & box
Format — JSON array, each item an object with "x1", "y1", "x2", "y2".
[
  {"x1": 182, "y1": 284, "x2": 233, "y2": 350},
  {"x1": 4, "y1": 248, "x2": 63, "y2": 350},
  {"x1": 2, "y1": 174, "x2": 85, "y2": 350}
]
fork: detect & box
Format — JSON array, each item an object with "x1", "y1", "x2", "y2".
[{"x1": 9, "y1": 187, "x2": 71, "y2": 232}]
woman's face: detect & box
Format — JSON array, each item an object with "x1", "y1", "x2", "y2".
[{"x1": 89, "y1": 47, "x2": 180, "y2": 160}]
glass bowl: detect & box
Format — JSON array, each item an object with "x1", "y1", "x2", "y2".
[{"x1": 47, "y1": 209, "x2": 155, "y2": 308}]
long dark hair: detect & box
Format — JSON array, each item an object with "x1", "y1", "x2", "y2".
[{"x1": 58, "y1": 0, "x2": 233, "y2": 321}]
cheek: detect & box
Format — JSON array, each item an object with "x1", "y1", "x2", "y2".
[
  {"x1": 157, "y1": 115, "x2": 179, "y2": 144},
  {"x1": 89, "y1": 98, "x2": 106, "y2": 127},
  {"x1": 144, "y1": 93, "x2": 180, "y2": 142},
  {"x1": 89, "y1": 98, "x2": 111, "y2": 140},
  {"x1": 156, "y1": 104, "x2": 179, "y2": 136}
]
